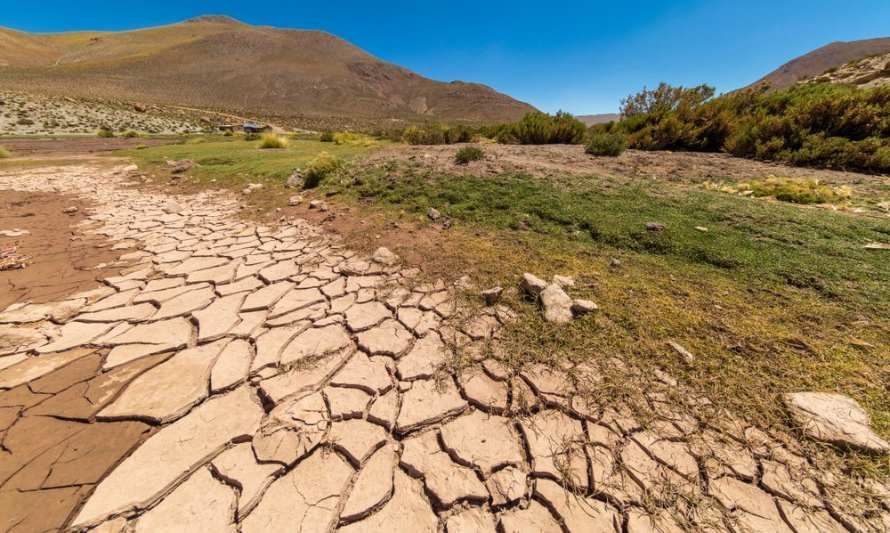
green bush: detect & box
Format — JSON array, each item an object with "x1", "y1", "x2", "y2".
[
  {"x1": 402, "y1": 124, "x2": 476, "y2": 145},
  {"x1": 223, "y1": 130, "x2": 234, "y2": 137},
  {"x1": 0, "y1": 146, "x2": 10, "y2": 159},
  {"x1": 303, "y1": 151, "x2": 341, "y2": 188},
  {"x1": 612, "y1": 82, "x2": 890, "y2": 173},
  {"x1": 585, "y1": 132, "x2": 627, "y2": 156},
  {"x1": 319, "y1": 131, "x2": 335, "y2": 142},
  {"x1": 258, "y1": 133, "x2": 288, "y2": 149},
  {"x1": 493, "y1": 111, "x2": 586, "y2": 145},
  {"x1": 97, "y1": 128, "x2": 115, "y2": 138},
  {"x1": 455, "y1": 146, "x2": 484, "y2": 165},
  {"x1": 123, "y1": 130, "x2": 139, "y2": 138}
]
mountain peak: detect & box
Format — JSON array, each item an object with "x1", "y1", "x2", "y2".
[{"x1": 185, "y1": 15, "x2": 242, "y2": 25}]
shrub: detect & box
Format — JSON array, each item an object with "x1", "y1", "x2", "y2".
[
  {"x1": 303, "y1": 151, "x2": 341, "y2": 188},
  {"x1": 223, "y1": 130, "x2": 233, "y2": 137},
  {"x1": 319, "y1": 131, "x2": 335, "y2": 142},
  {"x1": 402, "y1": 124, "x2": 447, "y2": 145},
  {"x1": 244, "y1": 132, "x2": 259, "y2": 141},
  {"x1": 333, "y1": 132, "x2": 374, "y2": 145},
  {"x1": 258, "y1": 133, "x2": 288, "y2": 149},
  {"x1": 0, "y1": 146, "x2": 9, "y2": 159},
  {"x1": 496, "y1": 111, "x2": 587, "y2": 144},
  {"x1": 739, "y1": 177, "x2": 851, "y2": 204},
  {"x1": 97, "y1": 128, "x2": 114, "y2": 138},
  {"x1": 455, "y1": 146, "x2": 484, "y2": 165},
  {"x1": 585, "y1": 132, "x2": 627, "y2": 156},
  {"x1": 612, "y1": 82, "x2": 890, "y2": 173},
  {"x1": 123, "y1": 130, "x2": 139, "y2": 138}
]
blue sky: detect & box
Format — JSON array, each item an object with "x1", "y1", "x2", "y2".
[{"x1": 3, "y1": 1, "x2": 888, "y2": 114}]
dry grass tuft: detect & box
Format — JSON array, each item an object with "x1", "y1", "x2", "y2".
[{"x1": 258, "y1": 133, "x2": 288, "y2": 149}]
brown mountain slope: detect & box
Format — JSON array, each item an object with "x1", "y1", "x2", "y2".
[
  {"x1": 750, "y1": 37, "x2": 890, "y2": 90},
  {"x1": 0, "y1": 16, "x2": 535, "y2": 124}
]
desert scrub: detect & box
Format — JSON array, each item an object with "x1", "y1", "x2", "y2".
[
  {"x1": 739, "y1": 177, "x2": 852, "y2": 204},
  {"x1": 585, "y1": 132, "x2": 627, "y2": 156},
  {"x1": 487, "y1": 111, "x2": 586, "y2": 145},
  {"x1": 258, "y1": 133, "x2": 288, "y2": 149},
  {"x1": 455, "y1": 146, "x2": 484, "y2": 165},
  {"x1": 333, "y1": 132, "x2": 376, "y2": 146},
  {"x1": 319, "y1": 131, "x2": 335, "y2": 142},
  {"x1": 402, "y1": 124, "x2": 474, "y2": 145},
  {"x1": 303, "y1": 151, "x2": 342, "y2": 188},
  {"x1": 123, "y1": 130, "x2": 140, "y2": 138},
  {"x1": 0, "y1": 146, "x2": 9, "y2": 159},
  {"x1": 97, "y1": 128, "x2": 115, "y2": 138}
]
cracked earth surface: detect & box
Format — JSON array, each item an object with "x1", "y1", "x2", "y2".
[{"x1": 0, "y1": 164, "x2": 887, "y2": 532}]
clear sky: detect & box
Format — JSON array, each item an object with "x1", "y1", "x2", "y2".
[{"x1": 3, "y1": 1, "x2": 888, "y2": 114}]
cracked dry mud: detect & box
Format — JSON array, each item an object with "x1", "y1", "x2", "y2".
[{"x1": 0, "y1": 164, "x2": 887, "y2": 533}]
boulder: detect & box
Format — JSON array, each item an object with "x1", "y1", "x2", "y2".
[
  {"x1": 646, "y1": 222, "x2": 666, "y2": 232},
  {"x1": 520, "y1": 273, "x2": 547, "y2": 298},
  {"x1": 552, "y1": 275, "x2": 575, "y2": 288},
  {"x1": 784, "y1": 392, "x2": 889, "y2": 453},
  {"x1": 170, "y1": 160, "x2": 195, "y2": 174},
  {"x1": 286, "y1": 169, "x2": 303, "y2": 188},
  {"x1": 372, "y1": 247, "x2": 400, "y2": 266},
  {"x1": 288, "y1": 195, "x2": 303, "y2": 206},
  {"x1": 481, "y1": 286, "x2": 503, "y2": 306},
  {"x1": 539, "y1": 284, "x2": 573, "y2": 324},
  {"x1": 571, "y1": 299, "x2": 598, "y2": 316},
  {"x1": 427, "y1": 207, "x2": 441, "y2": 221}
]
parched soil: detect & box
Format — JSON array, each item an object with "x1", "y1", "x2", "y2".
[
  {"x1": 0, "y1": 190, "x2": 123, "y2": 310},
  {"x1": 365, "y1": 143, "x2": 890, "y2": 189}
]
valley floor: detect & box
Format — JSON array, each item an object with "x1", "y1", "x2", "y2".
[{"x1": 0, "y1": 141, "x2": 887, "y2": 531}]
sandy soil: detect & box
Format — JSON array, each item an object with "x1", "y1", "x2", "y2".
[
  {"x1": 0, "y1": 190, "x2": 121, "y2": 309},
  {"x1": 365, "y1": 143, "x2": 889, "y2": 188}
]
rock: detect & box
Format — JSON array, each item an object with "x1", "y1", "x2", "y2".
[
  {"x1": 286, "y1": 169, "x2": 303, "y2": 188},
  {"x1": 646, "y1": 222, "x2": 666, "y2": 232},
  {"x1": 371, "y1": 246, "x2": 399, "y2": 266},
  {"x1": 668, "y1": 341, "x2": 695, "y2": 363},
  {"x1": 540, "y1": 283, "x2": 573, "y2": 324},
  {"x1": 552, "y1": 274, "x2": 575, "y2": 288},
  {"x1": 784, "y1": 392, "x2": 889, "y2": 453},
  {"x1": 571, "y1": 299, "x2": 598, "y2": 316},
  {"x1": 63, "y1": 206, "x2": 79, "y2": 214},
  {"x1": 481, "y1": 286, "x2": 503, "y2": 306},
  {"x1": 170, "y1": 160, "x2": 194, "y2": 174},
  {"x1": 695, "y1": 226, "x2": 709, "y2": 232},
  {"x1": 72, "y1": 387, "x2": 264, "y2": 528},
  {"x1": 427, "y1": 207, "x2": 441, "y2": 221},
  {"x1": 520, "y1": 273, "x2": 547, "y2": 298},
  {"x1": 288, "y1": 195, "x2": 303, "y2": 206},
  {"x1": 309, "y1": 199, "x2": 325, "y2": 210},
  {"x1": 247, "y1": 183, "x2": 263, "y2": 191},
  {"x1": 610, "y1": 258, "x2": 622, "y2": 268},
  {"x1": 0, "y1": 229, "x2": 29, "y2": 237},
  {"x1": 133, "y1": 103, "x2": 146, "y2": 113}
]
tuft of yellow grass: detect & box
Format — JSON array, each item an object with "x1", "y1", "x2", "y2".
[{"x1": 258, "y1": 133, "x2": 288, "y2": 149}]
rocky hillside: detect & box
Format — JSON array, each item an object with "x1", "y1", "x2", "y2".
[
  {"x1": 803, "y1": 51, "x2": 890, "y2": 88},
  {"x1": 0, "y1": 16, "x2": 535, "y2": 125},
  {"x1": 0, "y1": 91, "x2": 205, "y2": 135},
  {"x1": 750, "y1": 37, "x2": 890, "y2": 90}
]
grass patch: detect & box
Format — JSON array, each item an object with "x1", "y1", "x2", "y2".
[
  {"x1": 322, "y1": 162, "x2": 889, "y2": 473},
  {"x1": 454, "y1": 146, "x2": 484, "y2": 165},
  {"x1": 258, "y1": 133, "x2": 288, "y2": 149},
  {"x1": 740, "y1": 176, "x2": 852, "y2": 204}
]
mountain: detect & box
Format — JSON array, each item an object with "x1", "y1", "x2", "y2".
[
  {"x1": 577, "y1": 113, "x2": 620, "y2": 126},
  {"x1": 0, "y1": 16, "x2": 535, "y2": 125},
  {"x1": 749, "y1": 37, "x2": 890, "y2": 90}
]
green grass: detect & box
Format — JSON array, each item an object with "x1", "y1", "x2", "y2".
[
  {"x1": 329, "y1": 166, "x2": 889, "y2": 311},
  {"x1": 118, "y1": 135, "x2": 382, "y2": 184},
  {"x1": 324, "y1": 162, "x2": 889, "y2": 473}
]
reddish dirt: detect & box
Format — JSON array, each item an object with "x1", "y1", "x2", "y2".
[{"x1": 0, "y1": 190, "x2": 122, "y2": 310}]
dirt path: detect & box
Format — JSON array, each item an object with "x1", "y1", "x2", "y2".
[{"x1": 0, "y1": 163, "x2": 886, "y2": 532}]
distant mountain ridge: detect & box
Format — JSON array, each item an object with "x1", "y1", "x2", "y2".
[
  {"x1": 0, "y1": 16, "x2": 535, "y2": 125},
  {"x1": 749, "y1": 37, "x2": 890, "y2": 90}
]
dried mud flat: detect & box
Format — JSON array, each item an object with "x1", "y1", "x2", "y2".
[{"x1": 0, "y1": 163, "x2": 887, "y2": 532}]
